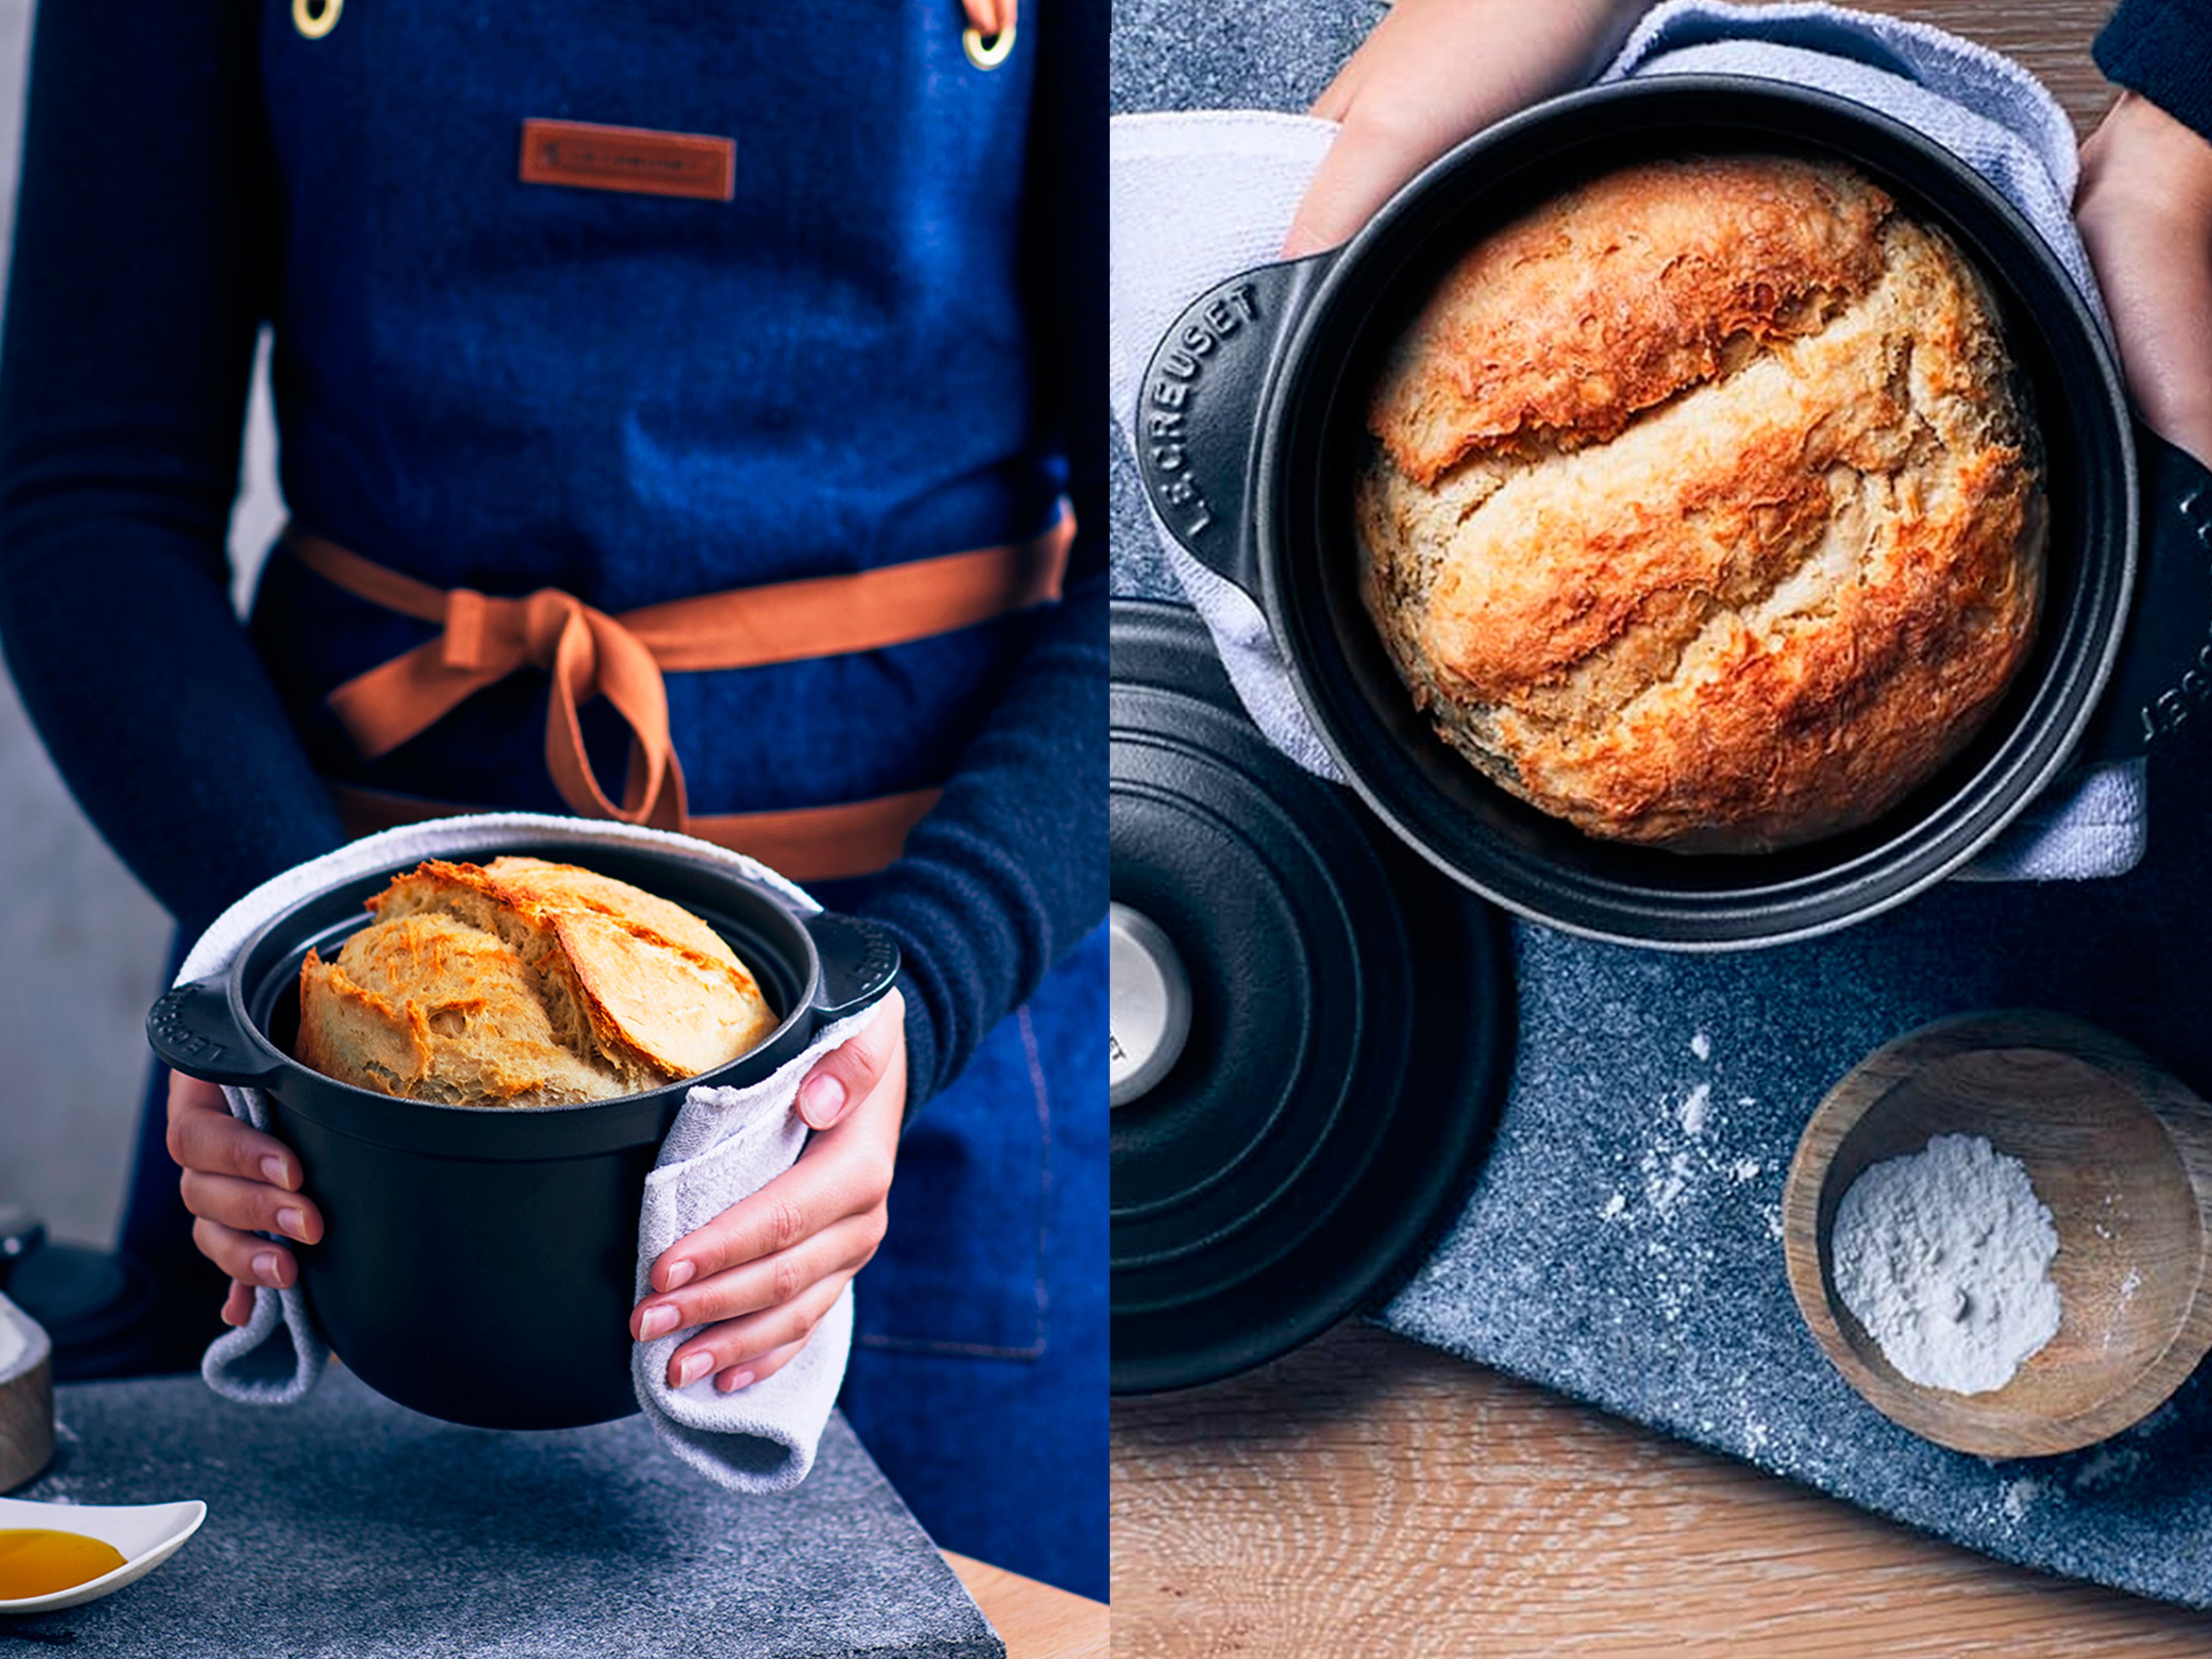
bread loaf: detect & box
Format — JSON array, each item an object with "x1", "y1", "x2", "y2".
[
  {"x1": 1357, "y1": 155, "x2": 2045, "y2": 852},
  {"x1": 296, "y1": 857, "x2": 778, "y2": 1107}
]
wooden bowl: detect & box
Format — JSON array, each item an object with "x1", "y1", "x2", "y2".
[
  {"x1": 1783, "y1": 1010, "x2": 2212, "y2": 1458},
  {"x1": 0, "y1": 1292, "x2": 53, "y2": 1492}
]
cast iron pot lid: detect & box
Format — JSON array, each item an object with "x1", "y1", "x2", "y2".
[{"x1": 1112, "y1": 599, "x2": 1512, "y2": 1394}]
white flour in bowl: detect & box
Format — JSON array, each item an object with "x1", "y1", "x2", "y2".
[
  {"x1": 1831, "y1": 1133, "x2": 2061, "y2": 1394},
  {"x1": 0, "y1": 1305, "x2": 24, "y2": 1375}
]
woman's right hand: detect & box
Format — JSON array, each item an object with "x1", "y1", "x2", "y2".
[{"x1": 165, "y1": 1070, "x2": 323, "y2": 1326}]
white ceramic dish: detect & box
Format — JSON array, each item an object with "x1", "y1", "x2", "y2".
[{"x1": 0, "y1": 1495, "x2": 207, "y2": 1614}]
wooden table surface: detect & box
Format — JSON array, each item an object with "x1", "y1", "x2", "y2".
[
  {"x1": 1114, "y1": 1327, "x2": 2212, "y2": 1656},
  {"x1": 946, "y1": 1551, "x2": 1110, "y2": 1659},
  {"x1": 1110, "y1": 4, "x2": 2206, "y2": 1653}
]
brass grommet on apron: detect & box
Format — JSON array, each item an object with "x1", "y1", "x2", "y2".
[
  {"x1": 962, "y1": 25, "x2": 1014, "y2": 69},
  {"x1": 292, "y1": 0, "x2": 342, "y2": 40}
]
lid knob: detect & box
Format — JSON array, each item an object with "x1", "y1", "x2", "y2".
[{"x1": 1109, "y1": 902, "x2": 1193, "y2": 1108}]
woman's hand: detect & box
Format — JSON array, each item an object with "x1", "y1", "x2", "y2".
[
  {"x1": 630, "y1": 989, "x2": 906, "y2": 1392},
  {"x1": 1282, "y1": 0, "x2": 1647, "y2": 258},
  {"x1": 165, "y1": 1070, "x2": 321, "y2": 1327},
  {"x1": 2077, "y1": 91, "x2": 2212, "y2": 466}
]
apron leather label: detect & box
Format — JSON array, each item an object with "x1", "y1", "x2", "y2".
[{"x1": 519, "y1": 119, "x2": 735, "y2": 202}]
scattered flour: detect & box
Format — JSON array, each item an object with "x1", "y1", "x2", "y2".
[
  {"x1": 1731, "y1": 1158, "x2": 1763, "y2": 1183},
  {"x1": 1690, "y1": 1032, "x2": 1712, "y2": 1062},
  {"x1": 1642, "y1": 1147, "x2": 1695, "y2": 1215},
  {"x1": 1679, "y1": 1084, "x2": 1712, "y2": 1136},
  {"x1": 1832, "y1": 1134, "x2": 2061, "y2": 1395},
  {"x1": 2068, "y1": 1443, "x2": 2149, "y2": 1494},
  {"x1": 1599, "y1": 1191, "x2": 1628, "y2": 1221},
  {"x1": 0, "y1": 1309, "x2": 21, "y2": 1373},
  {"x1": 2000, "y1": 1475, "x2": 2043, "y2": 1523}
]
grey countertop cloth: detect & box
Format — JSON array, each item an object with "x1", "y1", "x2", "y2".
[
  {"x1": 1112, "y1": 0, "x2": 2212, "y2": 1609},
  {"x1": 0, "y1": 1367, "x2": 1000, "y2": 1657}
]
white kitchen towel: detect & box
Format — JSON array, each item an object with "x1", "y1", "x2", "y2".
[
  {"x1": 1108, "y1": 0, "x2": 2148, "y2": 880},
  {"x1": 190, "y1": 812, "x2": 865, "y2": 1492}
]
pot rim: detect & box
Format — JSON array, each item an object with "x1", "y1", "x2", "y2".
[
  {"x1": 206, "y1": 837, "x2": 826, "y2": 1116},
  {"x1": 1255, "y1": 75, "x2": 2138, "y2": 950}
]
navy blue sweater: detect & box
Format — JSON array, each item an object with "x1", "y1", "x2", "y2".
[
  {"x1": 2098, "y1": 0, "x2": 2212, "y2": 143},
  {"x1": 0, "y1": 1, "x2": 1105, "y2": 1112}
]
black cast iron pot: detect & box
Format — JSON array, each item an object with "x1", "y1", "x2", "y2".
[
  {"x1": 146, "y1": 837, "x2": 901, "y2": 1430},
  {"x1": 1136, "y1": 76, "x2": 2212, "y2": 949}
]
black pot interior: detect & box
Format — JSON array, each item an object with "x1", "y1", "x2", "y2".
[
  {"x1": 1263, "y1": 77, "x2": 2135, "y2": 946},
  {"x1": 232, "y1": 839, "x2": 820, "y2": 1146}
]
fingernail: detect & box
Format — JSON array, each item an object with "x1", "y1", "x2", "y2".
[
  {"x1": 638, "y1": 1305, "x2": 678, "y2": 1341},
  {"x1": 799, "y1": 1075, "x2": 847, "y2": 1128},
  {"x1": 715, "y1": 1369, "x2": 756, "y2": 1394},
  {"x1": 663, "y1": 1260, "x2": 695, "y2": 1291},
  {"x1": 261, "y1": 1156, "x2": 292, "y2": 1190},
  {"x1": 277, "y1": 1207, "x2": 309, "y2": 1241},
  {"x1": 673, "y1": 1351, "x2": 713, "y2": 1388},
  {"x1": 252, "y1": 1250, "x2": 281, "y2": 1284}
]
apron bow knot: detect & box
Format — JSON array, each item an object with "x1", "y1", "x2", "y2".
[{"x1": 299, "y1": 542, "x2": 684, "y2": 829}]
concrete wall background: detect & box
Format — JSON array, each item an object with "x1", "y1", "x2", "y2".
[{"x1": 0, "y1": 1, "x2": 286, "y2": 1249}]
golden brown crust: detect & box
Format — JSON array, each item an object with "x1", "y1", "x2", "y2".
[
  {"x1": 1358, "y1": 161, "x2": 2045, "y2": 853},
  {"x1": 296, "y1": 857, "x2": 779, "y2": 1106},
  {"x1": 296, "y1": 917, "x2": 640, "y2": 1107},
  {"x1": 1369, "y1": 157, "x2": 1894, "y2": 486}
]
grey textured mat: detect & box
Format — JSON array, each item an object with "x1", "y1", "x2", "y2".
[
  {"x1": 2, "y1": 1370, "x2": 999, "y2": 1657},
  {"x1": 1110, "y1": 0, "x2": 2212, "y2": 1607}
]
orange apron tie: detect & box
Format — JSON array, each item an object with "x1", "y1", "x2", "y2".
[
  {"x1": 288, "y1": 511, "x2": 1072, "y2": 875},
  {"x1": 290, "y1": 535, "x2": 687, "y2": 830}
]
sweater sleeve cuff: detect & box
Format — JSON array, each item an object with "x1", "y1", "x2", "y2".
[
  {"x1": 2096, "y1": 0, "x2": 2212, "y2": 147},
  {"x1": 898, "y1": 971, "x2": 941, "y2": 1131}
]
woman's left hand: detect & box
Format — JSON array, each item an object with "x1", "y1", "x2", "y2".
[
  {"x1": 629, "y1": 989, "x2": 906, "y2": 1391},
  {"x1": 1281, "y1": 0, "x2": 1647, "y2": 258}
]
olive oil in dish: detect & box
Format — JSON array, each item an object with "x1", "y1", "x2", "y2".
[{"x1": 0, "y1": 1528, "x2": 128, "y2": 1599}]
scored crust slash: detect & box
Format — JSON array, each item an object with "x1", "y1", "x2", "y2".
[{"x1": 519, "y1": 117, "x2": 736, "y2": 202}]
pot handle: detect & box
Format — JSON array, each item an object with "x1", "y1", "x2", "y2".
[
  {"x1": 2079, "y1": 426, "x2": 2212, "y2": 761},
  {"x1": 147, "y1": 979, "x2": 283, "y2": 1088},
  {"x1": 1133, "y1": 253, "x2": 1334, "y2": 600},
  {"x1": 802, "y1": 911, "x2": 902, "y2": 1024}
]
